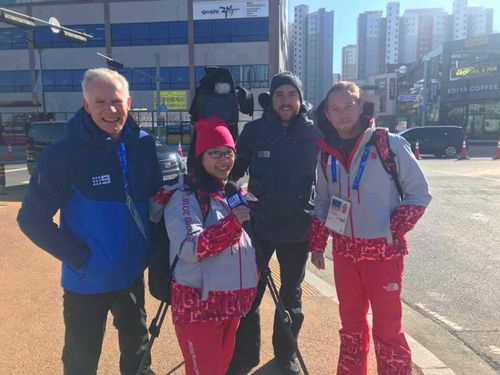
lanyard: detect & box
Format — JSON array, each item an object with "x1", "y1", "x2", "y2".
[
  {"x1": 352, "y1": 145, "x2": 371, "y2": 191},
  {"x1": 329, "y1": 144, "x2": 371, "y2": 190},
  {"x1": 115, "y1": 142, "x2": 129, "y2": 193},
  {"x1": 329, "y1": 155, "x2": 337, "y2": 183},
  {"x1": 114, "y1": 140, "x2": 147, "y2": 240}
]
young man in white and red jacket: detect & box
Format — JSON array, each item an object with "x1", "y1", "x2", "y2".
[{"x1": 310, "y1": 81, "x2": 431, "y2": 375}]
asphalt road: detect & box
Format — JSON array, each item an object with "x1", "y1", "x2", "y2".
[
  {"x1": 404, "y1": 158, "x2": 500, "y2": 373},
  {"x1": 312, "y1": 157, "x2": 500, "y2": 374}
]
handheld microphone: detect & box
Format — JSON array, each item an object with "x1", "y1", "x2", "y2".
[
  {"x1": 224, "y1": 181, "x2": 247, "y2": 210},
  {"x1": 224, "y1": 181, "x2": 254, "y2": 237}
]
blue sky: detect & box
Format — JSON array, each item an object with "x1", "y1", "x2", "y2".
[{"x1": 288, "y1": 0, "x2": 500, "y2": 73}]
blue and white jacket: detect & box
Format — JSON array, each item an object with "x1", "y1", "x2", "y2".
[{"x1": 17, "y1": 108, "x2": 163, "y2": 294}]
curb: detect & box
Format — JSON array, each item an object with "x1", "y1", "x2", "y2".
[{"x1": 303, "y1": 269, "x2": 457, "y2": 375}]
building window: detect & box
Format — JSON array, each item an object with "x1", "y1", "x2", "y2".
[
  {"x1": 111, "y1": 21, "x2": 188, "y2": 46},
  {"x1": 0, "y1": 27, "x2": 28, "y2": 50},
  {"x1": 0, "y1": 70, "x2": 31, "y2": 92},
  {"x1": 119, "y1": 67, "x2": 189, "y2": 90},
  {"x1": 194, "y1": 18, "x2": 268, "y2": 43},
  {"x1": 34, "y1": 25, "x2": 105, "y2": 48}
]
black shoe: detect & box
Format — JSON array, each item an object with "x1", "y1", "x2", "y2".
[
  {"x1": 226, "y1": 366, "x2": 252, "y2": 375},
  {"x1": 226, "y1": 362, "x2": 256, "y2": 375},
  {"x1": 277, "y1": 357, "x2": 301, "y2": 375}
]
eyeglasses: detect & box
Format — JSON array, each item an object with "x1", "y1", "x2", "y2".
[{"x1": 206, "y1": 150, "x2": 235, "y2": 160}]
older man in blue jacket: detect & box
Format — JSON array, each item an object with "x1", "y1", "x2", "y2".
[{"x1": 18, "y1": 68, "x2": 162, "y2": 375}]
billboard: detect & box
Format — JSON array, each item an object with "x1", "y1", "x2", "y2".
[
  {"x1": 193, "y1": 1, "x2": 268, "y2": 20},
  {"x1": 153, "y1": 90, "x2": 189, "y2": 111}
]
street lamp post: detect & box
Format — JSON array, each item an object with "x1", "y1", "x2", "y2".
[
  {"x1": 37, "y1": 47, "x2": 46, "y2": 114},
  {"x1": 421, "y1": 58, "x2": 429, "y2": 127},
  {"x1": 1, "y1": 7, "x2": 92, "y2": 115},
  {"x1": 394, "y1": 65, "x2": 408, "y2": 131}
]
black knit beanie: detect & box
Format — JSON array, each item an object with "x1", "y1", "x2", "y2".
[{"x1": 270, "y1": 71, "x2": 303, "y2": 104}]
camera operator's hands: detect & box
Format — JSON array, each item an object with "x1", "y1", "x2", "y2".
[
  {"x1": 311, "y1": 252, "x2": 325, "y2": 270},
  {"x1": 232, "y1": 205, "x2": 251, "y2": 225}
]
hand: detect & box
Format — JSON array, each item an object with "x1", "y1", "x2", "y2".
[
  {"x1": 311, "y1": 252, "x2": 325, "y2": 270},
  {"x1": 232, "y1": 205, "x2": 251, "y2": 225}
]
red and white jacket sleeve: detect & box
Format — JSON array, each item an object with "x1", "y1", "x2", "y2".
[
  {"x1": 391, "y1": 136, "x2": 432, "y2": 237},
  {"x1": 309, "y1": 152, "x2": 331, "y2": 253},
  {"x1": 164, "y1": 190, "x2": 242, "y2": 263}
]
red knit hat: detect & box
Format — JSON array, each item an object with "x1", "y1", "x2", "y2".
[{"x1": 195, "y1": 117, "x2": 235, "y2": 157}]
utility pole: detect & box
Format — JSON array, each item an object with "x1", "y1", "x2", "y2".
[
  {"x1": 421, "y1": 59, "x2": 429, "y2": 127},
  {"x1": 37, "y1": 47, "x2": 46, "y2": 114},
  {"x1": 155, "y1": 53, "x2": 161, "y2": 136}
]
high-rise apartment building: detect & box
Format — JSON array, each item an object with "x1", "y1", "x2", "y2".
[
  {"x1": 292, "y1": 4, "x2": 308, "y2": 89},
  {"x1": 385, "y1": 2, "x2": 400, "y2": 65},
  {"x1": 452, "y1": 0, "x2": 468, "y2": 40},
  {"x1": 400, "y1": 8, "x2": 448, "y2": 64},
  {"x1": 341, "y1": 44, "x2": 357, "y2": 81},
  {"x1": 357, "y1": 11, "x2": 383, "y2": 79},
  {"x1": 354, "y1": 1, "x2": 494, "y2": 81},
  {"x1": 292, "y1": 5, "x2": 333, "y2": 107}
]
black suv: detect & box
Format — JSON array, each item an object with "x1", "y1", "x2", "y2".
[
  {"x1": 26, "y1": 120, "x2": 184, "y2": 180},
  {"x1": 398, "y1": 126, "x2": 465, "y2": 158}
]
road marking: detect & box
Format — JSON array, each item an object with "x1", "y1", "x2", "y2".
[
  {"x1": 432, "y1": 169, "x2": 500, "y2": 183},
  {"x1": 304, "y1": 271, "x2": 457, "y2": 374},
  {"x1": 470, "y1": 213, "x2": 490, "y2": 222},
  {"x1": 5, "y1": 167, "x2": 28, "y2": 173},
  {"x1": 416, "y1": 303, "x2": 464, "y2": 331},
  {"x1": 489, "y1": 346, "x2": 500, "y2": 355}
]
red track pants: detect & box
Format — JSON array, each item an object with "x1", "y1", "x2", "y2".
[
  {"x1": 333, "y1": 254, "x2": 412, "y2": 375},
  {"x1": 175, "y1": 317, "x2": 240, "y2": 375}
]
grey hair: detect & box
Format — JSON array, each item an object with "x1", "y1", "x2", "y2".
[{"x1": 81, "y1": 68, "x2": 130, "y2": 101}]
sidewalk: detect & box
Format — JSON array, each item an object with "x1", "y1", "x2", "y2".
[
  {"x1": 145, "y1": 258, "x2": 427, "y2": 374},
  {"x1": 0, "y1": 194, "x2": 425, "y2": 374}
]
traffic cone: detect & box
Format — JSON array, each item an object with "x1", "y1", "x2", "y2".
[
  {"x1": 413, "y1": 140, "x2": 421, "y2": 160},
  {"x1": 177, "y1": 142, "x2": 183, "y2": 158},
  {"x1": 6, "y1": 144, "x2": 14, "y2": 161},
  {"x1": 493, "y1": 139, "x2": 500, "y2": 160},
  {"x1": 456, "y1": 138, "x2": 470, "y2": 160}
]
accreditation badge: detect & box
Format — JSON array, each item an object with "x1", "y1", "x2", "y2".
[{"x1": 325, "y1": 195, "x2": 351, "y2": 235}]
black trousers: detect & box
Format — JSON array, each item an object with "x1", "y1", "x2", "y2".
[
  {"x1": 62, "y1": 277, "x2": 152, "y2": 375},
  {"x1": 229, "y1": 239, "x2": 309, "y2": 368}
]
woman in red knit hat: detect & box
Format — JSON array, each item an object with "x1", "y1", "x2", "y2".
[{"x1": 163, "y1": 116, "x2": 258, "y2": 375}]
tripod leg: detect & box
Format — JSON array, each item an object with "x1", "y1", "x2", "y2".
[{"x1": 135, "y1": 302, "x2": 169, "y2": 375}]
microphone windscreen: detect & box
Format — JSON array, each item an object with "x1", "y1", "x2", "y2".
[
  {"x1": 224, "y1": 180, "x2": 239, "y2": 197},
  {"x1": 258, "y1": 92, "x2": 270, "y2": 110}
]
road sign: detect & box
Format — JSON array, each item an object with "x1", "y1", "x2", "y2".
[{"x1": 398, "y1": 94, "x2": 418, "y2": 102}]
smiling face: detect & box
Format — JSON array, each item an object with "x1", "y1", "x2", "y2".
[
  {"x1": 83, "y1": 79, "x2": 131, "y2": 141},
  {"x1": 271, "y1": 84, "x2": 301, "y2": 126},
  {"x1": 202, "y1": 146, "x2": 235, "y2": 181},
  {"x1": 324, "y1": 89, "x2": 364, "y2": 139}
]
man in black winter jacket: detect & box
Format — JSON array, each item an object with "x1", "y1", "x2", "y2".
[{"x1": 227, "y1": 72, "x2": 322, "y2": 375}]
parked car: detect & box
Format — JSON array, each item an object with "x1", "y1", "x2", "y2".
[
  {"x1": 398, "y1": 126, "x2": 465, "y2": 158},
  {"x1": 26, "y1": 120, "x2": 185, "y2": 180},
  {"x1": 26, "y1": 121, "x2": 66, "y2": 175}
]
